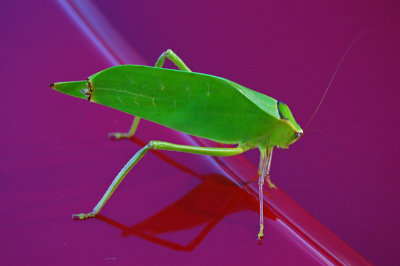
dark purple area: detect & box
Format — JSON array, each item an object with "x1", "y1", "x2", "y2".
[
  {"x1": 95, "y1": 0, "x2": 400, "y2": 264},
  {"x1": 0, "y1": 0, "x2": 398, "y2": 265}
]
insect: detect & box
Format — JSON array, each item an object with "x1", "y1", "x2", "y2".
[{"x1": 51, "y1": 49, "x2": 303, "y2": 240}]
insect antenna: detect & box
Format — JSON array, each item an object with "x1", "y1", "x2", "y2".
[{"x1": 304, "y1": 31, "x2": 369, "y2": 130}]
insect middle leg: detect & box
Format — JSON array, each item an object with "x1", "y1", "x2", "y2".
[
  {"x1": 109, "y1": 49, "x2": 191, "y2": 139},
  {"x1": 155, "y1": 49, "x2": 191, "y2": 71},
  {"x1": 73, "y1": 141, "x2": 248, "y2": 220}
]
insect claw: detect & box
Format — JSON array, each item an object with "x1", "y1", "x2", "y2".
[
  {"x1": 109, "y1": 132, "x2": 133, "y2": 140},
  {"x1": 108, "y1": 132, "x2": 122, "y2": 140},
  {"x1": 257, "y1": 225, "x2": 264, "y2": 240},
  {"x1": 266, "y1": 174, "x2": 277, "y2": 189}
]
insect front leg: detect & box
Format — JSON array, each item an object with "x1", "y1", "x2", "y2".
[
  {"x1": 73, "y1": 141, "x2": 248, "y2": 220},
  {"x1": 257, "y1": 147, "x2": 275, "y2": 240}
]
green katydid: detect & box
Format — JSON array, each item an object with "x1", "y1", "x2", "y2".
[{"x1": 51, "y1": 49, "x2": 303, "y2": 240}]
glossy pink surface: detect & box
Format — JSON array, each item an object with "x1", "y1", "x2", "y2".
[{"x1": 1, "y1": 0, "x2": 397, "y2": 264}]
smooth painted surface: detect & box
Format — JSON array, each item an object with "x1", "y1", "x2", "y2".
[{"x1": 1, "y1": 0, "x2": 395, "y2": 265}]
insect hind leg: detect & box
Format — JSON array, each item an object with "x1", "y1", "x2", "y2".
[{"x1": 73, "y1": 141, "x2": 248, "y2": 220}]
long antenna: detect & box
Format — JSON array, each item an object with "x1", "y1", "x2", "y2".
[{"x1": 304, "y1": 31, "x2": 368, "y2": 130}]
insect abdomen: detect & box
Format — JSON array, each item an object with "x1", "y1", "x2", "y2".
[{"x1": 90, "y1": 65, "x2": 279, "y2": 143}]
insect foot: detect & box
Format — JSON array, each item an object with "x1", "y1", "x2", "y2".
[
  {"x1": 108, "y1": 132, "x2": 132, "y2": 140},
  {"x1": 266, "y1": 174, "x2": 277, "y2": 189},
  {"x1": 257, "y1": 224, "x2": 264, "y2": 240},
  {"x1": 72, "y1": 212, "x2": 96, "y2": 220}
]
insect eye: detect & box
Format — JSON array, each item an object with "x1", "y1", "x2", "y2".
[{"x1": 294, "y1": 132, "x2": 303, "y2": 139}]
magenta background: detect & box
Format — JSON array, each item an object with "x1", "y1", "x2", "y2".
[{"x1": 1, "y1": 0, "x2": 398, "y2": 265}]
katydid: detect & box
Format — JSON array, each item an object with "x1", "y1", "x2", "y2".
[{"x1": 51, "y1": 49, "x2": 303, "y2": 240}]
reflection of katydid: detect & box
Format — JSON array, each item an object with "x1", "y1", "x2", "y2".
[{"x1": 51, "y1": 49, "x2": 303, "y2": 240}]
